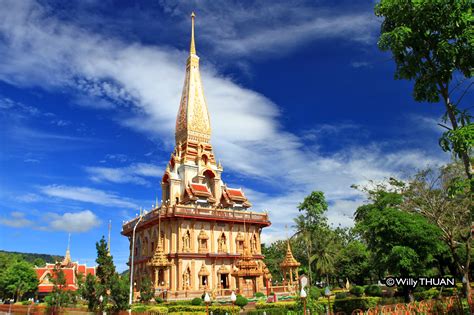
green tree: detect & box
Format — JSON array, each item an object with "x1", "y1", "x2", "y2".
[
  {"x1": 96, "y1": 237, "x2": 115, "y2": 287},
  {"x1": 354, "y1": 185, "x2": 447, "y2": 301},
  {"x1": 403, "y1": 162, "x2": 472, "y2": 297},
  {"x1": 375, "y1": 0, "x2": 473, "y2": 190},
  {"x1": 139, "y1": 276, "x2": 154, "y2": 303},
  {"x1": 33, "y1": 258, "x2": 45, "y2": 267},
  {"x1": 335, "y1": 240, "x2": 371, "y2": 285},
  {"x1": 109, "y1": 273, "x2": 129, "y2": 312},
  {"x1": 45, "y1": 267, "x2": 76, "y2": 311},
  {"x1": 0, "y1": 260, "x2": 38, "y2": 301},
  {"x1": 81, "y1": 273, "x2": 98, "y2": 311},
  {"x1": 294, "y1": 191, "x2": 329, "y2": 286}
]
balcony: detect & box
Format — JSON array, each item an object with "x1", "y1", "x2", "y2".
[{"x1": 122, "y1": 205, "x2": 270, "y2": 235}]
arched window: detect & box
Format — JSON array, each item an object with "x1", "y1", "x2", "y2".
[
  {"x1": 203, "y1": 170, "x2": 215, "y2": 195},
  {"x1": 202, "y1": 154, "x2": 209, "y2": 165},
  {"x1": 162, "y1": 174, "x2": 170, "y2": 202}
]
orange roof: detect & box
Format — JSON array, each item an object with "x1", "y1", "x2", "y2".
[
  {"x1": 227, "y1": 188, "x2": 243, "y2": 197},
  {"x1": 191, "y1": 183, "x2": 210, "y2": 193}
]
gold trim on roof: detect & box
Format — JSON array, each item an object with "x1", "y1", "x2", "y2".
[{"x1": 280, "y1": 241, "x2": 300, "y2": 268}]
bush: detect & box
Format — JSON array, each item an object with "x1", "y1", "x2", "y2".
[
  {"x1": 365, "y1": 285, "x2": 382, "y2": 297},
  {"x1": 255, "y1": 301, "x2": 297, "y2": 310},
  {"x1": 167, "y1": 305, "x2": 239, "y2": 315},
  {"x1": 309, "y1": 286, "x2": 321, "y2": 299},
  {"x1": 235, "y1": 295, "x2": 248, "y2": 308},
  {"x1": 333, "y1": 297, "x2": 381, "y2": 313},
  {"x1": 414, "y1": 288, "x2": 440, "y2": 301},
  {"x1": 169, "y1": 313, "x2": 206, "y2": 315},
  {"x1": 350, "y1": 285, "x2": 365, "y2": 297},
  {"x1": 335, "y1": 292, "x2": 348, "y2": 299},
  {"x1": 131, "y1": 304, "x2": 148, "y2": 312},
  {"x1": 255, "y1": 292, "x2": 266, "y2": 298},
  {"x1": 21, "y1": 301, "x2": 33, "y2": 305},
  {"x1": 247, "y1": 309, "x2": 288, "y2": 315},
  {"x1": 191, "y1": 298, "x2": 202, "y2": 306},
  {"x1": 155, "y1": 297, "x2": 164, "y2": 304},
  {"x1": 147, "y1": 306, "x2": 169, "y2": 314}
]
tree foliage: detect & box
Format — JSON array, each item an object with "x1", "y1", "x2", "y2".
[
  {"x1": 0, "y1": 260, "x2": 38, "y2": 301},
  {"x1": 139, "y1": 276, "x2": 154, "y2": 303},
  {"x1": 375, "y1": 0, "x2": 473, "y2": 189}
]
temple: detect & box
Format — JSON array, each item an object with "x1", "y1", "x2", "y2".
[
  {"x1": 35, "y1": 239, "x2": 96, "y2": 297},
  {"x1": 121, "y1": 12, "x2": 271, "y2": 299}
]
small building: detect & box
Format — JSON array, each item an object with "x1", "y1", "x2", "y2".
[{"x1": 35, "y1": 246, "x2": 95, "y2": 296}]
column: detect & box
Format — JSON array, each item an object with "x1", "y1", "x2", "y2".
[
  {"x1": 170, "y1": 261, "x2": 176, "y2": 291},
  {"x1": 229, "y1": 223, "x2": 234, "y2": 254},
  {"x1": 191, "y1": 259, "x2": 196, "y2": 290},
  {"x1": 191, "y1": 221, "x2": 195, "y2": 252},
  {"x1": 178, "y1": 259, "x2": 183, "y2": 290},
  {"x1": 210, "y1": 223, "x2": 215, "y2": 253},
  {"x1": 177, "y1": 220, "x2": 181, "y2": 253}
]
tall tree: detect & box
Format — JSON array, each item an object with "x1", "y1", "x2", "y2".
[
  {"x1": 354, "y1": 185, "x2": 447, "y2": 301},
  {"x1": 45, "y1": 267, "x2": 76, "y2": 311},
  {"x1": 294, "y1": 191, "x2": 329, "y2": 286},
  {"x1": 139, "y1": 276, "x2": 154, "y2": 303},
  {"x1": 0, "y1": 260, "x2": 38, "y2": 301},
  {"x1": 375, "y1": 0, "x2": 473, "y2": 192},
  {"x1": 403, "y1": 162, "x2": 472, "y2": 298},
  {"x1": 95, "y1": 237, "x2": 115, "y2": 287}
]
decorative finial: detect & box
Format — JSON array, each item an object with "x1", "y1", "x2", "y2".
[{"x1": 190, "y1": 12, "x2": 196, "y2": 55}]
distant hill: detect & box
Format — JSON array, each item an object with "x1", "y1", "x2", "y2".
[{"x1": 0, "y1": 250, "x2": 63, "y2": 266}]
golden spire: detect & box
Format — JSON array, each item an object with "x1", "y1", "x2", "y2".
[
  {"x1": 62, "y1": 233, "x2": 72, "y2": 265},
  {"x1": 175, "y1": 11, "x2": 212, "y2": 144},
  {"x1": 190, "y1": 12, "x2": 196, "y2": 55}
]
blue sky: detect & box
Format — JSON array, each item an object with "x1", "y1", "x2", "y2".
[{"x1": 0, "y1": 0, "x2": 465, "y2": 271}]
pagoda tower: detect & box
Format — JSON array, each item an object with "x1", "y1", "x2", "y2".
[
  {"x1": 280, "y1": 240, "x2": 300, "y2": 292},
  {"x1": 122, "y1": 13, "x2": 271, "y2": 299}
]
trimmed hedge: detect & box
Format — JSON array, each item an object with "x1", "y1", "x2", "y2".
[
  {"x1": 365, "y1": 285, "x2": 382, "y2": 297},
  {"x1": 255, "y1": 301, "x2": 297, "y2": 310},
  {"x1": 413, "y1": 288, "x2": 440, "y2": 301},
  {"x1": 166, "y1": 305, "x2": 240, "y2": 315},
  {"x1": 191, "y1": 298, "x2": 202, "y2": 306},
  {"x1": 235, "y1": 295, "x2": 248, "y2": 308},
  {"x1": 349, "y1": 285, "x2": 365, "y2": 297},
  {"x1": 255, "y1": 292, "x2": 266, "y2": 298},
  {"x1": 247, "y1": 309, "x2": 288, "y2": 315},
  {"x1": 333, "y1": 297, "x2": 381, "y2": 313}
]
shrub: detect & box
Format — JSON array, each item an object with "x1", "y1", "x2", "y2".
[
  {"x1": 166, "y1": 305, "x2": 239, "y2": 315},
  {"x1": 169, "y1": 313, "x2": 206, "y2": 315},
  {"x1": 155, "y1": 297, "x2": 164, "y2": 304},
  {"x1": 255, "y1": 292, "x2": 266, "y2": 298},
  {"x1": 235, "y1": 295, "x2": 248, "y2": 308},
  {"x1": 255, "y1": 301, "x2": 297, "y2": 310},
  {"x1": 147, "y1": 306, "x2": 169, "y2": 314},
  {"x1": 365, "y1": 285, "x2": 382, "y2": 297},
  {"x1": 350, "y1": 285, "x2": 365, "y2": 297},
  {"x1": 309, "y1": 286, "x2": 321, "y2": 299},
  {"x1": 131, "y1": 304, "x2": 148, "y2": 312},
  {"x1": 335, "y1": 292, "x2": 348, "y2": 299},
  {"x1": 333, "y1": 297, "x2": 381, "y2": 313},
  {"x1": 247, "y1": 309, "x2": 288, "y2": 315},
  {"x1": 191, "y1": 298, "x2": 202, "y2": 306},
  {"x1": 21, "y1": 301, "x2": 33, "y2": 305},
  {"x1": 382, "y1": 287, "x2": 395, "y2": 298},
  {"x1": 414, "y1": 288, "x2": 440, "y2": 301}
]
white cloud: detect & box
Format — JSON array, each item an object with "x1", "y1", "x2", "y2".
[
  {"x1": 85, "y1": 163, "x2": 162, "y2": 186},
  {"x1": 0, "y1": 211, "x2": 33, "y2": 228},
  {"x1": 0, "y1": 1, "x2": 448, "y2": 245},
  {"x1": 39, "y1": 185, "x2": 138, "y2": 209},
  {"x1": 45, "y1": 210, "x2": 101, "y2": 233},
  {"x1": 157, "y1": 0, "x2": 379, "y2": 58}
]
